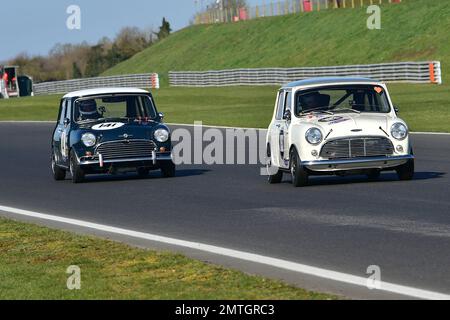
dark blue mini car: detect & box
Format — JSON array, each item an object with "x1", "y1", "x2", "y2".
[{"x1": 51, "y1": 88, "x2": 175, "y2": 183}]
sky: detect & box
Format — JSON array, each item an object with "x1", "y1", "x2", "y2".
[{"x1": 0, "y1": 0, "x2": 259, "y2": 62}]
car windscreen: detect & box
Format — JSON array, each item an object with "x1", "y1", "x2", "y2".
[
  {"x1": 294, "y1": 85, "x2": 391, "y2": 116},
  {"x1": 73, "y1": 94, "x2": 157, "y2": 123}
]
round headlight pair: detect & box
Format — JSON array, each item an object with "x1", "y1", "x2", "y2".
[
  {"x1": 154, "y1": 128, "x2": 170, "y2": 143},
  {"x1": 305, "y1": 128, "x2": 323, "y2": 145},
  {"x1": 391, "y1": 123, "x2": 408, "y2": 140},
  {"x1": 81, "y1": 133, "x2": 96, "y2": 147}
]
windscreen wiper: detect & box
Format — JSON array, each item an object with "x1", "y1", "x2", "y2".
[
  {"x1": 300, "y1": 106, "x2": 334, "y2": 115},
  {"x1": 333, "y1": 108, "x2": 361, "y2": 114},
  {"x1": 77, "y1": 118, "x2": 106, "y2": 124}
]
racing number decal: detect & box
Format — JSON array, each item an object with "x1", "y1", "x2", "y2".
[{"x1": 92, "y1": 122, "x2": 125, "y2": 131}]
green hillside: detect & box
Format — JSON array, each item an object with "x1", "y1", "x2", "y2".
[{"x1": 103, "y1": 0, "x2": 450, "y2": 84}]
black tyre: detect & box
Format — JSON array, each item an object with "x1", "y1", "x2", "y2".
[
  {"x1": 51, "y1": 153, "x2": 66, "y2": 181},
  {"x1": 266, "y1": 145, "x2": 283, "y2": 184},
  {"x1": 161, "y1": 161, "x2": 176, "y2": 178},
  {"x1": 290, "y1": 148, "x2": 309, "y2": 187},
  {"x1": 137, "y1": 167, "x2": 150, "y2": 178},
  {"x1": 70, "y1": 150, "x2": 85, "y2": 183},
  {"x1": 396, "y1": 159, "x2": 414, "y2": 181},
  {"x1": 367, "y1": 169, "x2": 381, "y2": 181}
]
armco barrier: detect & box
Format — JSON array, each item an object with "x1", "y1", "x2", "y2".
[
  {"x1": 169, "y1": 62, "x2": 442, "y2": 87},
  {"x1": 33, "y1": 73, "x2": 159, "y2": 96}
]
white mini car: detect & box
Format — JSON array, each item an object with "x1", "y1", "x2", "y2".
[{"x1": 266, "y1": 77, "x2": 415, "y2": 187}]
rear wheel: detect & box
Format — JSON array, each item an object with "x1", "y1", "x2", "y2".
[
  {"x1": 70, "y1": 150, "x2": 85, "y2": 183},
  {"x1": 161, "y1": 161, "x2": 176, "y2": 178},
  {"x1": 396, "y1": 159, "x2": 414, "y2": 181},
  {"x1": 51, "y1": 153, "x2": 66, "y2": 181},
  {"x1": 290, "y1": 148, "x2": 309, "y2": 187},
  {"x1": 267, "y1": 145, "x2": 283, "y2": 184}
]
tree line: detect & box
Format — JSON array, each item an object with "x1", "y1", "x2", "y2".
[{"x1": 6, "y1": 18, "x2": 172, "y2": 83}]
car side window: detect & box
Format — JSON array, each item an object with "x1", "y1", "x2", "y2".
[
  {"x1": 65, "y1": 99, "x2": 72, "y2": 122},
  {"x1": 58, "y1": 99, "x2": 67, "y2": 125},
  {"x1": 275, "y1": 91, "x2": 285, "y2": 120},
  {"x1": 283, "y1": 91, "x2": 292, "y2": 119}
]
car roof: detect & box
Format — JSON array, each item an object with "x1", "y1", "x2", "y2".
[
  {"x1": 63, "y1": 87, "x2": 149, "y2": 98},
  {"x1": 283, "y1": 77, "x2": 383, "y2": 89}
]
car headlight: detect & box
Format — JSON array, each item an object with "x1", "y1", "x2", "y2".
[
  {"x1": 154, "y1": 128, "x2": 169, "y2": 143},
  {"x1": 305, "y1": 128, "x2": 323, "y2": 145},
  {"x1": 391, "y1": 123, "x2": 408, "y2": 140},
  {"x1": 81, "y1": 133, "x2": 96, "y2": 147}
]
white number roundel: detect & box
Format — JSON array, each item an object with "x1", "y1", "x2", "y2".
[{"x1": 91, "y1": 122, "x2": 125, "y2": 131}]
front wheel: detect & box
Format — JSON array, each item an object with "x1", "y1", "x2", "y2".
[
  {"x1": 160, "y1": 161, "x2": 176, "y2": 178},
  {"x1": 396, "y1": 159, "x2": 414, "y2": 181},
  {"x1": 51, "y1": 153, "x2": 66, "y2": 181},
  {"x1": 266, "y1": 145, "x2": 283, "y2": 184},
  {"x1": 290, "y1": 148, "x2": 309, "y2": 187},
  {"x1": 70, "y1": 150, "x2": 85, "y2": 183}
]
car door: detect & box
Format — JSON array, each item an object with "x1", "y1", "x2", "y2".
[
  {"x1": 279, "y1": 90, "x2": 292, "y2": 166},
  {"x1": 270, "y1": 90, "x2": 285, "y2": 167},
  {"x1": 53, "y1": 99, "x2": 70, "y2": 165}
]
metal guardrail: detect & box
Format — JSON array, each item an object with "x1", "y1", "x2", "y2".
[
  {"x1": 33, "y1": 73, "x2": 159, "y2": 96},
  {"x1": 169, "y1": 62, "x2": 442, "y2": 87}
]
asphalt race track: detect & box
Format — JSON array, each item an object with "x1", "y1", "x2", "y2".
[{"x1": 0, "y1": 122, "x2": 449, "y2": 299}]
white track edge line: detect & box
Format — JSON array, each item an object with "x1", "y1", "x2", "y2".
[{"x1": 0, "y1": 204, "x2": 449, "y2": 300}]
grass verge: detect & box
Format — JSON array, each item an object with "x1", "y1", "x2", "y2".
[
  {"x1": 0, "y1": 217, "x2": 336, "y2": 299},
  {"x1": 0, "y1": 83, "x2": 449, "y2": 132}
]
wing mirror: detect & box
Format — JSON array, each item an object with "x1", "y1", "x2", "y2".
[
  {"x1": 283, "y1": 109, "x2": 291, "y2": 121},
  {"x1": 158, "y1": 112, "x2": 165, "y2": 120},
  {"x1": 63, "y1": 118, "x2": 70, "y2": 127},
  {"x1": 394, "y1": 105, "x2": 399, "y2": 114}
]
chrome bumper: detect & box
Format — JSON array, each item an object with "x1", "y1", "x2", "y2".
[
  {"x1": 302, "y1": 155, "x2": 414, "y2": 172},
  {"x1": 79, "y1": 152, "x2": 173, "y2": 166}
]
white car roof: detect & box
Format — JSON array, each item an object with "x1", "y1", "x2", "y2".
[
  {"x1": 63, "y1": 87, "x2": 149, "y2": 98},
  {"x1": 283, "y1": 77, "x2": 384, "y2": 89}
]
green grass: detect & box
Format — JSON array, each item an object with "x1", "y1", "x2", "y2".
[
  {"x1": 103, "y1": 0, "x2": 450, "y2": 86},
  {"x1": 1, "y1": 83, "x2": 449, "y2": 132},
  {"x1": 0, "y1": 218, "x2": 335, "y2": 299}
]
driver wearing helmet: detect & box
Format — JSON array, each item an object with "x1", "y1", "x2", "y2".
[{"x1": 78, "y1": 99, "x2": 101, "y2": 121}]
